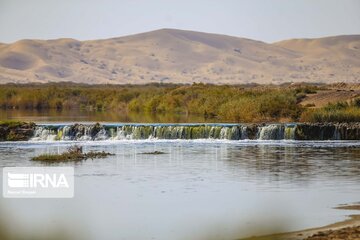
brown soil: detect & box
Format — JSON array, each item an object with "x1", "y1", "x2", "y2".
[
  {"x1": 300, "y1": 84, "x2": 360, "y2": 108},
  {"x1": 336, "y1": 204, "x2": 360, "y2": 211},
  {"x1": 304, "y1": 225, "x2": 360, "y2": 240}
]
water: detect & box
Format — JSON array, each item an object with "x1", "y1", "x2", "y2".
[
  {"x1": 29, "y1": 122, "x2": 357, "y2": 141},
  {"x1": 0, "y1": 109, "x2": 210, "y2": 123},
  {"x1": 32, "y1": 123, "x2": 251, "y2": 141},
  {"x1": 0, "y1": 139, "x2": 360, "y2": 239}
]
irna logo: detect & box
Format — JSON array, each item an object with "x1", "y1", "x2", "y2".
[
  {"x1": 3, "y1": 167, "x2": 74, "y2": 198},
  {"x1": 7, "y1": 172, "x2": 69, "y2": 188}
]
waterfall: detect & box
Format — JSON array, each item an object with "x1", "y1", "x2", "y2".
[
  {"x1": 240, "y1": 126, "x2": 248, "y2": 139},
  {"x1": 94, "y1": 128, "x2": 108, "y2": 140},
  {"x1": 30, "y1": 124, "x2": 247, "y2": 141},
  {"x1": 258, "y1": 124, "x2": 284, "y2": 140},
  {"x1": 78, "y1": 125, "x2": 92, "y2": 141},
  {"x1": 28, "y1": 123, "x2": 360, "y2": 141},
  {"x1": 332, "y1": 126, "x2": 341, "y2": 140},
  {"x1": 32, "y1": 126, "x2": 57, "y2": 141},
  {"x1": 219, "y1": 126, "x2": 240, "y2": 140},
  {"x1": 284, "y1": 125, "x2": 296, "y2": 140},
  {"x1": 114, "y1": 126, "x2": 129, "y2": 140},
  {"x1": 62, "y1": 126, "x2": 72, "y2": 140}
]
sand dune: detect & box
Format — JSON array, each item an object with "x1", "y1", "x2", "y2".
[{"x1": 0, "y1": 29, "x2": 359, "y2": 84}]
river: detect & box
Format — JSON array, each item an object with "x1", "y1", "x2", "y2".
[{"x1": 0, "y1": 137, "x2": 359, "y2": 239}]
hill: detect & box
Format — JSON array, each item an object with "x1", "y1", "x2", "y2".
[{"x1": 0, "y1": 29, "x2": 359, "y2": 84}]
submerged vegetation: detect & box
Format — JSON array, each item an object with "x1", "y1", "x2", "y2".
[
  {"x1": 141, "y1": 151, "x2": 166, "y2": 155},
  {"x1": 31, "y1": 146, "x2": 114, "y2": 162}
]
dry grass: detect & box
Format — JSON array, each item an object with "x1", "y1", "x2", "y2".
[
  {"x1": 0, "y1": 83, "x2": 306, "y2": 122},
  {"x1": 301, "y1": 100, "x2": 360, "y2": 122}
]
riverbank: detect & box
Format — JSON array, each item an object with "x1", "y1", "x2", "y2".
[
  {"x1": 241, "y1": 205, "x2": 360, "y2": 240},
  {"x1": 1, "y1": 83, "x2": 359, "y2": 123}
]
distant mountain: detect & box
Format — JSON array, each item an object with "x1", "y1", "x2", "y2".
[{"x1": 0, "y1": 29, "x2": 359, "y2": 84}]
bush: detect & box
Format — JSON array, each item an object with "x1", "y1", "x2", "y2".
[
  {"x1": 218, "y1": 98, "x2": 259, "y2": 122},
  {"x1": 0, "y1": 83, "x2": 308, "y2": 122},
  {"x1": 301, "y1": 106, "x2": 360, "y2": 122}
]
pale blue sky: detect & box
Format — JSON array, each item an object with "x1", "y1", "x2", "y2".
[{"x1": 0, "y1": 0, "x2": 359, "y2": 43}]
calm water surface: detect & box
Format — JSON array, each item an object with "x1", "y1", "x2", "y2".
[
  {"x1": 0, "y1": 109, "x2": 210, "y2": 123},
  {"x1": 0, "y1": 140, "x2": 359, "y2": 239}
]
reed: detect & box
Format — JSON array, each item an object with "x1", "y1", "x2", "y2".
[
  {"x1": 301, "y1": 100, "x2": 360, "y2": 122},
  {"x1": 0, "y1": 83, "x2": 308, "y2": 122}
]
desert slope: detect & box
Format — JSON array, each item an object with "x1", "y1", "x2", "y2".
[{"x1": 0, "y1": 29, "x2": 359, "y2": 84}]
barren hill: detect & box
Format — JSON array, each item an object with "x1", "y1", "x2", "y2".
[{"x1": 0, "y1": 29, "x2": 359, "y2": 84}]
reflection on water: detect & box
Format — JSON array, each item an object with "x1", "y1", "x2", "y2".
[
  {"x1": 0, "y1": 140, "x2": 359, "y2": 240},
  {"x1": 0, "y1": 109, "x2": 210, "y2": 123},
  {"x1": 225, "y1": 145, "x2": 360, "y2": 186}
]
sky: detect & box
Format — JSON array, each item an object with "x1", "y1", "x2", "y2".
[{"x1": 0, "y1": 0, "x2": 359, "y2": 43}]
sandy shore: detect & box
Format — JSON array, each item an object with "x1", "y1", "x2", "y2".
[{"x1": 240, "y1": 204, "x2": 360, "y2": 240}]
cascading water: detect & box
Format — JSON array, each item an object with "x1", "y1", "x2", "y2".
[
  {"x1": 28, "y1": 123, "x2": 360, "y2": 141},
  {"x1": 240, "y1": 126, "x2": 248, "y2": 140},
  {"x1": 332, "y1": 127, "x2": 341, "y2": 140},
  {"x1": 258, "y1": 124, "x2": 284, "y2": 140},
  {"x1": 284, "y1": 125, "x2": 296, "y2": 140},
  {"x1": 32, "y1": 126, "x2": 58, "y2": 141},
  {"x1": 30, "y1": 124, "x2": 248, "y2": 141}
]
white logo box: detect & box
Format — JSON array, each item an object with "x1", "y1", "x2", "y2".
[{"x1": 3, "y1": 167, "x2": 74, "y2": 198}]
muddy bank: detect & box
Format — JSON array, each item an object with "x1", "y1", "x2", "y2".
[{"x1": 304, "y1": 225, "x2": 360, "y2": 240}]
